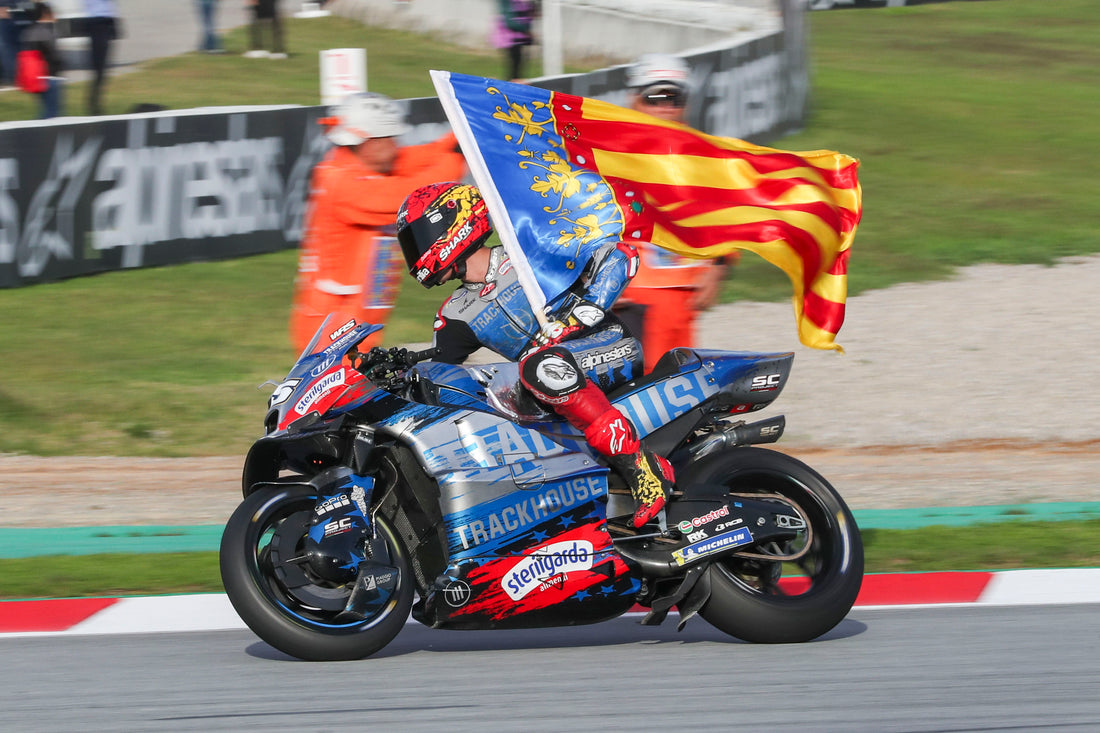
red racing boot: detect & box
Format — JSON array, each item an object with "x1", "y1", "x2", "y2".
[
  {"x1": 580, "y1": 402, "x2": 675, "y2": 528},
  {"x1": 604, "y1": 448, "x2": 675, "y2": 528}
]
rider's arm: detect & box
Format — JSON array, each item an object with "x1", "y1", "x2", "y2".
[
  {"x1": 579, "y1": 241, "x2": 639, "y2": 313},
  {"x1": 431, "y1": 303, "x2": 483, "y2": 365},
  {"x1": 532, "y1": 241, "x2": 640, "y2": 348}
]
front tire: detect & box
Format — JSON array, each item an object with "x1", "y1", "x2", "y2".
[
  {"x1": 683, "y1": 447, "x2": 863, "y2": 643},
  {"x1": 220, "y1": 485, "x2": 414, "y2": 661}
]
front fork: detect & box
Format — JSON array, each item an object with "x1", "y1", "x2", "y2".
[{"x1": 302, "y1": 467, "x2": 400, "y2": 619}]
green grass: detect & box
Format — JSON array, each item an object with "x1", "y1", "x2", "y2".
[
  {"x1": 0, "y1": 553, "x2": 220, "y2": 599},
  {"x1": 4, "y1": 519, "x2": 1098, "y2": 599},
  {"x1": 2, "y1": 1, "x2": 1098, "y2": 458}
]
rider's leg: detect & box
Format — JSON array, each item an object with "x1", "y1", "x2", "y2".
[
  {"x1": 519, "y1": 346, "x2": 673, "y2": 527},
  {"x1": 580, "y1": 401, "x2": 674, "y2": 527}
]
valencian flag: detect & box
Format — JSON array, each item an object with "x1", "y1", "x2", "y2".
[{"x1": 431, "y1": 70, "x2": 861, "y2": 351}]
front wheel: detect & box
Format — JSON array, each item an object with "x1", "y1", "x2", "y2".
[
  {"x1": 684, "y1": 447, "x2": 863, "y2": 643},
  {"x1": 219, "y1": 485, "x2": 414, "y2": 661}
]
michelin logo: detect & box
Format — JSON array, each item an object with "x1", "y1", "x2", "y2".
[{"x1": 672, "y1": 527, "x2": 753, "y2": 567}]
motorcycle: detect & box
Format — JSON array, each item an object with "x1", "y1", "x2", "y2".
[{"x1": 220, "y1": 313, "x2": 864, "y2": 661}]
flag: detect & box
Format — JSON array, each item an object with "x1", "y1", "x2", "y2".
[{"x1": 431, "y1": 71, "x2": 861, "y2": 351}]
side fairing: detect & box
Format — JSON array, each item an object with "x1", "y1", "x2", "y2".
[
  {"x1": 609, "y1": 349, "x2": 795, "y2": 439},
  {"x1": 613, "y1": 365, "x2": 720, "y2": 438},
  {"x1": 384, "y1": 404, "x2": 636, "y2": 629}
]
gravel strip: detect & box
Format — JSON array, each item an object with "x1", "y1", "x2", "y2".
[{"x1": 4, "y1": 256, "x2": 1098, "y2": 527}]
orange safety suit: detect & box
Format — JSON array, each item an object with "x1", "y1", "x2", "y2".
[
  {"x1": 618, "y1": 242, "x2": 731, "y2": 372},
  {"x1": 289, "y1": 135, "x2": 466, "y2": 352}
]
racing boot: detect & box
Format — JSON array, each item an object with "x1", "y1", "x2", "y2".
[
  {"x1": 579, "y1": 401, "x2": 675, "y2": 528},
  {"x1": 603, "y1": 446, "x2": 675, "y2": 528}
]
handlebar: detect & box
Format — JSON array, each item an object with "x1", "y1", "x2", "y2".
[{"x1": 350, "y1": 344, "x2": 442, "y2": 387}]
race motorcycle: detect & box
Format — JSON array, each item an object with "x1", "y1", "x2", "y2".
[{"x1": 220, "y1": 313, "x2": 864, "y2": 661}]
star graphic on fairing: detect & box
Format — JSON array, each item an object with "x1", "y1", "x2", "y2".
[
  {"x1": 531, "y1": 530, "x2": 549, "y2": 542},
  {"x1": 572, "y1": 589, "x2": 591, "y2": 601},
  {"x1": 558, "y1": 514, "x2": 576, "y2": 529},
  {"x1": 339, "y1": 553, "x2": 366, "y2": 573},
  {"x1": 599, "y1": 584, "x2": 616, "y2": 596}
]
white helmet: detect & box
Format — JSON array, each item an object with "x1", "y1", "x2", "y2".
[
  {"x1": 625, "y1": 53, "x2": 693, "y2": 92},
  {"x1": 326, "y1": 92, "x2": 411, "y2": 146}
]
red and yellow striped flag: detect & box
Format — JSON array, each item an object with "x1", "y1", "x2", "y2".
[{"x1": 433, "y1": 71, "x2": 862, "y2": 351}]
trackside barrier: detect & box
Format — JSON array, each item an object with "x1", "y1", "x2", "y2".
[{"x1": 0, "y1": 0, "x2": 806, "y2": 289}]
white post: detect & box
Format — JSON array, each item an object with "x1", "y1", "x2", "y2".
[
  {"x1": 294, "y1": 2, "x2": 331, "y2": 18},
  {"x1": 320, "y1": 48, "x2": 368, "y2": 105},
  {"x1": 541, "y1": 0, "x2": 563, "y2": 77}
]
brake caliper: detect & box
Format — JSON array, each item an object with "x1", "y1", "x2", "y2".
[{"x1": 305, "y1": 478, "x2": 375, "y2": 583}]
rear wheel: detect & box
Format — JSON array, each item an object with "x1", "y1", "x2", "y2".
[
  {"x1": 220, "y1": 485, "x2": 413, "y2": 661},
  {"x1": 683, "y1": 447, "x2": 863, "y2": 642}
]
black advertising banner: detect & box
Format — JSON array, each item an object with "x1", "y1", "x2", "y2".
[
  {"x1": 0, "y1": 106, "x2": 330, "y2": 288},
  {"x1": 1, "y1": 4, "x2": 806, "y2": 289},
  {"x1": 541, "y1": 26, "x2": 808, "y2": 146}
]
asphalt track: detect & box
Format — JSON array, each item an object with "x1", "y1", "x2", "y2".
[{"x1": 1, "y1": 604, "x2": 1098, "y2": 732}]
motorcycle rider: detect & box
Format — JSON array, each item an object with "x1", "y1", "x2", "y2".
[{"x1": 396, "y1": 181, "x2": 674, "y2": 528}]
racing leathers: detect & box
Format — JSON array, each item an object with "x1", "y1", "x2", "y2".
[{"x1": 432, "y1": 241, "x2": 675, "y2": 528}]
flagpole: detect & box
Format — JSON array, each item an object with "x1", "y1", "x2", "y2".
[{"x1": 430, "y1": 70, "x2": 551, "y2": 330}]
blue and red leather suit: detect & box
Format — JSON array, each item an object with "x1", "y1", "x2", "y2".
[{"x1": 431, "y1": 241, "x2": 648, "y2": 457}]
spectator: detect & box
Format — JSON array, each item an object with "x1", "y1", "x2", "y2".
[
  {"x1": 289, "y1": 92, "x2": 467, "y2": 352},
  {"x1": 491, "y1": 0, "x2": 536, "y2": 81},
  {"x1": 614, "y1": 53, "x2": 734, "y2": 372},
  {"x1": 84, "y1": 0, "x2": 119, "y2": 115},
  {"x1": 196, "y1": 0, "x2": 223, "y2": 54},
  {"x1": 21, "y1": 1, "x2": 62, "y2": 118},
  {"x1": 244, "y1": 0, "x2": 285, "y2": 59}
]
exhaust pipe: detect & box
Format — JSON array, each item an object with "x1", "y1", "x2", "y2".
[{"x1": 690, "y1": 415, "x2": 786, "y2": 459}]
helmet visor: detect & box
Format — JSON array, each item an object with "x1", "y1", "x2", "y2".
[{"x1": 398, "y1": 209, "x2": 457, "y2": 287}]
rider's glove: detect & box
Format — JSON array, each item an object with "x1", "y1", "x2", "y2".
[{"x1": 533, "y1": 302, "x2": 605, "y2": 348}]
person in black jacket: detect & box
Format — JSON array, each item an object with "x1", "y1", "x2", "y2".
[
  {"x1": 84, "y1": 0, "x2": 119, "y2": 115},
  {"x1": 491, "y1": 0, "x2": 536, "y2": 81},
  {"x1": 21, "y1": 1, "x2": 61, "y2": 117}
]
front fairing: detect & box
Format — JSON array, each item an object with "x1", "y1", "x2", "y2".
[{"x1": 265, "y1": 314, "x2": 386, "y2": 434}]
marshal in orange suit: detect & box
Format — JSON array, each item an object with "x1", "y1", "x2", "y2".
[{"x1": 290, "y1": 92, "x2": 467, "y2": 352}]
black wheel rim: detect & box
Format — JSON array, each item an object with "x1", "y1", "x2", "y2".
[
  {"x1": 243, "y1": 490, "x2": 407, "y2": 631},
  {"x1": 712, "y1": 469, "x2": 850, "y2": 600}
]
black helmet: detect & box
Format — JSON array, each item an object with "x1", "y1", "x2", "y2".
[{"x1": 397, "y1": 182, "x2": 493, "y2": 287}]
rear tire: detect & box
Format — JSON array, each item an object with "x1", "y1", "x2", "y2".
[
  {"x1": 683, "y1": 447, "x2": 863, "y2": 643},
  {"x1": 220, "y1": 485, "x2": 413, "y2": 661}
]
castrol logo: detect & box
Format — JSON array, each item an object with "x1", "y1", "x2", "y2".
[{"x1": 677, "y1": 506, "x2": 730, "y2": 533}]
